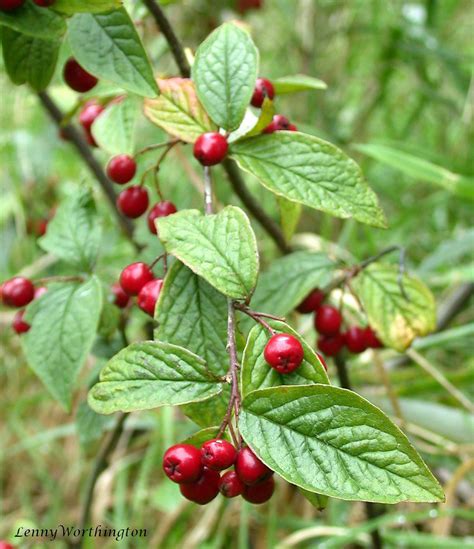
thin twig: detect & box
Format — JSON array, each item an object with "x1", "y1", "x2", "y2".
[{"x1": 234, "y1": 303, "x2": 280, "y2": 334}]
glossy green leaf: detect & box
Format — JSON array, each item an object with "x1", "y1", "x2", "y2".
[
  {"x1": 181, "y1": 387, "x2": 231, "y2": 428},
  {"x1": 278, "y1": 197, "x2": 301, "y2": 242},
  {"x1": 0, "y1": 2, "x2": 66, "y2": 39},
  {"x1": 299, "y1": 488, "x2": 328, "y2": 510},
  {"x1": 273, "y1": 74, "x2": 327, "y2": 94},
  {"x1": 68, "y1": 8, "x2": 159, "y2": 98},
  {"x1": 53, "y1": 0, "x2": 121, "y2": 15},
  {"x1": 156, "y1": 206, "x2": 259, "y2": 300},
  {"x1": 181, "y1": 426, "x2": 222, "y2": 447},
  {"x1": 22, "y1": 277, "x2": 103, "y2": 411},
  {"x1": 229, "y1": 98, "x2": 275, "y2": 143},
  {"x1": 192, "y1": 23, "x2": 258, "y2": 131},
  {"x1": 232, "y1": 132, "x2": 387, "y2": 228},
  {"x1": 353, "y1": 263, "x2": 436, "y2": 351},
  {"x1": 144, "y1": 78, "x2": 217, "y2": 143},
  {"x1": 241, "y1": 320, "x2": 329, "y2": 397},
  {"x1": 88, "y1": 341, "x2": 223, "y2": 414},
  {"x1": 239, "y1": 385, "x2": 444, "y2": 503}
]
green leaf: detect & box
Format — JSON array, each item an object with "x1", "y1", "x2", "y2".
[
  {"x1": 156, "y1": 206, "x2": 259, "y2": 300},
  {"x1": 0, "y1": 2, "x2": 66, "y2": 39},
  {"x1": 239, "y1": 385, "x2": 444, "y2": 503},
  {"x1": 39, "y1": 189, "x2": 102, "y2": 271},
  {"x1": 181, "y1": 426, "x2": 222, "y2": 447},
  {"x1": 68, "y1": 8, "x2": 159, "y2": 98},
  {"x1": 88, "y1": 341, "x2": 223, "y2": 414},
  {"x1": 22, "y1": 277, "x2": 103, "y2": 410},
  {"x1": 231, "y1": 132, "x2": 387, "y2": 228},
  {"x1": 192, "y1": 22, "x2": 258, "y2": 131},
  {"x1": 273, "y1": 74, "x2": 327, "y2": 94},
  {"x1": 91, "y1": 95, "x2": 140, "y2": 155},
  {"x1": 229, "y1": 97, "x2": 275, "y2": 143},
  {"x1": 53, "y1": 0, "x2": 121, "y2": 15},
  {"x1": 76, "y1": 400, "x2": 110, "y2": 447},
  {"x1": 144, "y1": 78, "x2": 217, "y2": 144},
  {"x1": 299, "y1": 488, "x2": 328, "y2": 510},
  {"x1": 241, "y1": 320, "x2": 329, "y2": 398},
  {"x1": 250, "y1": 251, "x2": 335, "y2": 317},
  {"x1": 353, "y1": 263, "x2": 436, "y2": 351},
  {"x1": 278, "y1": 197, "x2": 301, "y2": 242},
  {"x1": 181, "y1": 387, "x2": 231, "y2": 428},
  {"x1": 155, "y1": 261, "x2": 228, "y2": 376},
  {"x1": 2, "y1": 28, "x2": 60, "y2": 91}
]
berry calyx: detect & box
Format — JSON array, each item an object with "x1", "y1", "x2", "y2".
[
  {"x1": 116, "y1": 186, "x2": 149, "y2": 218},
  {"x1": 314, "y1": 305, "x2": 342, "y2": 336},
  {"x1": 63, "y1": 58, "x2": 98, "y2": 93},
  {"x1": 316, "y1": 352, "x2": 328, "y2": 371},
  {"x1": 163, "y1": 444, "x2": 202, "y2": 484},
  {"x1": 264, "y1": 333, "x2": 304, "y2": 374},
  {"x1": 243, "y1": 476, "x2": 275, "y2": 504},
  {"x1": 364, "y1": 326, "x2": 383, "y2": 349},
  {"x1": 2, "y1": 277, "x2": 35, "y2": 308},
  {"x1": 0, "y1": 0, "x2": 24, "y2": 10},
  {"x1": 263, "y1": 114, "x2": 290, "y2": 134},
  {"x1": 193, "y1": 132, "x2": 228, "y2": 166},
  {"x1": 107, "y1": 155, "x2": 137, "y2": 185},
  {"x1": 201, "y1": 439, "x2": 237, "y2": 471},
  {"x1": 119, "y1": 262, "x2": 154, "y2": 296},
  {"x1": 251, "y1": 77, "x2": 275, "y2": 108},
  {"x1": 147, "y1": 201, "x2": 178, "y2": 234},
  {"x1": 218, "y1": 470, "x2": 244, "y2": 498},
  {"x1": 297, "y1": 289, "x2": 325, "y2": 314},
  {"x1": 344, "y1": 326, "x2": 368, "y2": 354},
  {"x1": 235, "y1": 446, "x2": 273, "y2": 486},
  {"x1": 137, "y1": 278, "x2": 163, "y2": 316},
  {"x1": 111, "y1": 283, "x2": 130, "y2": 309},
  {"x1": 12, "y1": 310, "x2": 30, "y2": 334},
  {"x1": 317, "y1": 333, "x2": 345, "y2": 357},
  {"x1": 179, "y1": 467, "x2": 220, "y2": 505},
  {"x1": 33, "y1": 0, "x2": 55, "y2": 6}
]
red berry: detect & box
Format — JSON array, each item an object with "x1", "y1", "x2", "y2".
[
  {"x1": 297, "y1": 289, "x2": 325, "y2": 314},
  {"x1": 317, "y1": 333, "x2": 345, "y2": 357},
  {"x1": 36, "y1": 219, "x2": 48, "y2": 236},
  {"x1": 364, "y1": 326, "x2": 383, "y2": 349},
  {"x1": 243, "y1": 476, "x2": 275, "y2": 504},
  {"x1": 237, "y1": 0, "x2": 262, "y2": 13},
  {"x1": 251, "y1": 78, "x2": 275, "y2": 108},
  {"x1": 163, "y1": 444, "x2": 202, "y2": 484},
  {"x1": 316, "y1": 352, "x2": 328, "y2": 371},
  {"x1": 111, "y1": 283, "x2": 129, "y2": 309},
  {"x1": 179, "y1": 467, "x2": 220, "y2": 505},
  {"x1": 63, "y1": 58, "x2": 98, "y2": 93},
  {"x1": 345, "y1": 326, "x2": 368, "y2": 354},
  {"x1": 288, "y1": 124, "x2": 298, "y2": 131},
  {"x1": 263, "y1": 114, "x2": 290, "y2": 134},
  {"x1": 147, "y1": 201, "x2": 177, "y2": 234},
  {"x1": 264, "y1": 333, "x2": 304, "y2": 374},
  {"x1": 84, "y1": 127, "x2": 98, "y2": 147},
  {"x1": 33, "y1": 0, "x2": 55, "y2": 6},
  {"x1": 107, "y1": 155, "x2": 137, "y2": 185},
  {"x1": 193, "y1": 132, "x2": 228, "y2": 166},
  {"x1": 119, "y1": 262, "x2": 154, "y2": 296},
  {"x1": 235, "y1": 447, "x2": 273, "y2": 486},
  {"x1": 116, "y1": 186, "x2": 149, "y2": 218},
  {"x1": 34, "y1": 286, "x2": 47, "y2": 300},
  {"x1": 137, "y1": 278, "x2": 163, "y2": 316},
  {"x1": 0, "y1": 542, "x2": 15, "y2": 549},
  {"x1": 12, "y1": 310, "x2": 30, "y2": 334},
  {"x1": 201, "y1": 439, "x2": 237, "y2": 471},
  {"x1": 78, "y1": 101, "x2": 104, "y2": 131},
  {"x1": 0, "y1": 0, "x2": 24, "y2": 10},
  {"x1": 218, "y1": 470, "x2": 244, "y2": 498},
  {"x1": 2, "y1": 277, "x2": 35, "y2": 308},
  {"x1": 314, "y1": 305, "x2": 342, "y2": 336}
]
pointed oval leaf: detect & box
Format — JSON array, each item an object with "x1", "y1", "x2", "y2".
[
  {"x1": 273, "y1": 74, "x2": 327, "y2": 94},
  {"x1": 299, "y1": 488, "x2": 328, "y2": 510},
  {"x1": 239, "y1": 385, "x2": 444, "y2": 504},
  {"x1": 53, "y1": 0, "x2": 121, "y2": 15},
  {"x1": 0, "y1": 2, "x2": 66, "y2": 39},
  {"x1": 278, "y1": 197, "x2": 302, "y2": 243}
]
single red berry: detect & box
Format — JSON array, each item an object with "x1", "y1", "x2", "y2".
[
  {"x1": 111, "y1": 283, "x2": 129, "y2": 309},
  {"x1": 34, "y1": 286, "x2": 47, "y2": 300},
  {"x1": 2, "y1": 277, "x2": 35, "y2": 308},
  {"x1": 235, "y1": 447, "x2": 273, "y2": 486},
  {"x1": 317, "y1": 333, "x2": 345, "y2": 357},
  {"x1": 137, "y1": 278, "x2": 163, "y2": 316},
  {"x1": 288, "y1": 124, "x2": 298, "y2": 131},
  {"x1": 364, "y1": 326, "x2": 383, "y2": 349},
  {"x1": 314, "y1": 305, "x2": 342, "y2": 336},
  {"x1": 36, "y1": 219, "x2": 48, "y2": 237},
  {"x1": 345, "y1": 326, "x2": 368, "y2": 354},
  {"x1": 163, "y1": 444, "x2": 202, "y2": 484},
  {"x1": 12, "y1": 310, "x2": 30, "y2": 334},
  {"x1": 297, "y1": 289, "x2": 325, "y2": 314},
  {"x1": 147, "y1": 201, "x2": 177, "y2": 234},
  {"x1": 33, "y1": 0, "x2": 55, "y2": 6},
  {"x1": 119, "y1": 262, "x2": 154, "y2": 296},
  {"x1": 0, "y1": 0, "x2": 24, "y2": 10},
  {"x1": 243, "y1": 476, "x2": 275, "y2": 504},
  {"x1": 263, "y1": 114, "x2": 291, "y2": 134},
  {"x1": 218, "y1": 470, "x2": 244, "y2": 498},
  {"x1": 0, "y1": 541, "x2": 15, "y2": 549},
  {"x1": 179, "y1": 467, "x2": 220, "y2": 505},
  {"x1": 78, "y1": 101, "x2": 104, "y2": 131},
  {"x1": 264, "y1": 333, "x2": 304, "y2": 374},
  {"x1": 201, "y1": 439, "x2": 237, "y2": 471},
  {"x1": 63, "y1": 58, "x2": 98, "y2": 93},
  {"x1": 116, "y1": 186, "x2": 149, "y2": 218},
  {"x1": 84, "y1": 127, "x2": 98, "y2": 147},
  {"x1": 193, "y1": 132, "x2": 228, "y2": 166},
  {"x1": 107, "y1": 155, "x2": 137, "y2": 185},
  {"x1": 251, "y1": 77, "x2": 275, "y2": 108},
  {"x1": 316, "y1": 352, "x2": 328, "y2": 371},
  {"x1": 237, "y1": 0, "x2": 263, "y2": 13}
]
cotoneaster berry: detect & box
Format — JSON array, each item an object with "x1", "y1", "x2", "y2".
[
  {"x1": 251, "y1": 77, "x2": 275, "y2": 108},
  {"x1": 79, "y1": 102, "x2": 104, "y2": 131},
  {"x1": 314, "y1": 305, "x2": 342, "y2": 336},
  {"x1": 345, "y1": 326, "x2": 368, "y2": 354},
  {"x1": 2, "y1": 277, "x2": 35, "y2": 308},
  {"x1": 116, "y1": 186, "x2": 149, "y2": 218},
  {"x1": 12, "y1": 310, "x2": 30, "y2": 334},
  {"x1": 263, "y1": 114, "x2": 290, "y2": 134},
  {"x1": 317, "y1": 333, "x2": 345, "y2": 357},
  {"x1": 242, "y1": 476, "x2": 275, "y2": 504},
  {"x1": 179, "y1": 467, "x2": 220, "y2": 505},
  {"x1": 33, "y1": 0, "x2": 55, "y2": 6},
  {"x1": 137, "y1": 279, "x2": 163, "y2": 316},
  {"x1": 107, "y1": 155, "x2": 137, "y2": 185},
  {"x1": 163, "y1": 444, "x2": 202, "y2": 484},
  {"x1": 218, "y1": 470, "x2": 244, "y2": 498},
  {"x1": 288, "y1": 123, "x2": 298, "y2": 131},
  {"x1": 119, "y1": 262, "x2": 154, "y2": 296},
  {"x1": 364, "y1": 326, "x2": 383, "y2": 349},
  {"x1": 63, "y1": 58, "x2": 98, "y2": 93},
  {"x1": 193, "y1": 133, "x2": 228, "y2": 166},
  {"x1": 0, "y1": 541, "x2": 15, "y2": 549},
  {"x1": 235, "y1": 446, "x2": 273, "y2": 486},
  {"x1": 147, "y1": 201, "x2": 177, "y2": 234},
  {"x1": 237, "y1": 0, "x2": 262, "y2": 13},
  {"x1": 201, "y1": 439, "x2": 237, "y2": 471},
  {"x1": 111, "y1": 283, "x2": 129, "y2": 309},
  {"x1": 0, "y1": 0, "x2": 24, "y2": 10},
  {"x1": 264, "y1": 333, "x2": 304, "y2": 374},
  {"x1": 297, "y1": 289, "x2": 325, "y2": 314},
  {"x1": 316, "y1": 352, "x2": 328, "y2": 371}
]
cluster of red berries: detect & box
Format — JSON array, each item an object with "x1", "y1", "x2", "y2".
[
  {"x1": 163, "y1": 441, "x2": 274, "y2": 505},
  {"x1": 0, "y1": 0, "x2": 54, "y2": 10},
  {"x1": 0, "y1": 277, "x2": 47, "y2": 334},
  {"x1": 115, "y1": 262, "x2": 163, "y2": 316}
]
